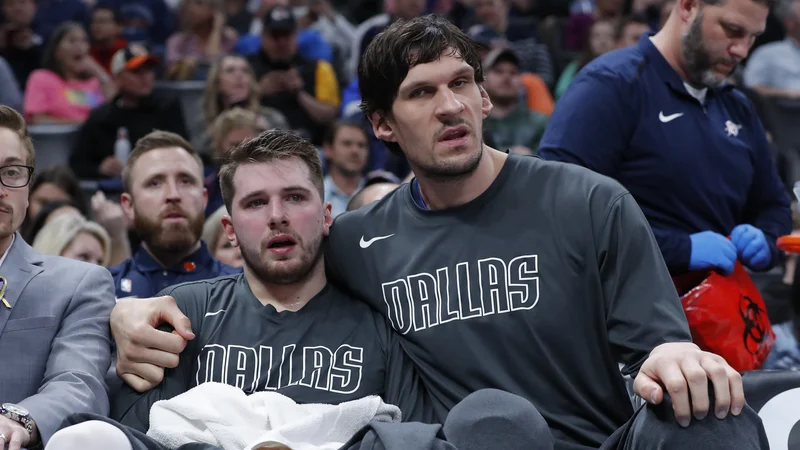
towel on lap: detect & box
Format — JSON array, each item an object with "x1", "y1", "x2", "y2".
[{"x1": 146, "y1": 382, "x2": 401, "y2": 450}]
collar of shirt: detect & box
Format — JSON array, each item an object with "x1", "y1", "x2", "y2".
[
  {"x1": 324, "y1": 175, "x2": 365, "y2": 201},
  {"x1": 0, "y1": 234, "x2": 16, "y2": 270},
  {"x1": 132, "y1": 241, "x2": 215, "y2": 274},
  {"x1": 637, "y1": 33, "x2": 735, "y2": 99}
]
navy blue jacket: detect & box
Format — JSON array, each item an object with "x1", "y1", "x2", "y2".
[{"x1": 539, "y1": 34, "x2": 791, "y2": 274}]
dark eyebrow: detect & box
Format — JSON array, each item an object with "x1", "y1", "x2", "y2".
[{"x1": 399, "y1": 66, "x2": 475, "y2": 97}]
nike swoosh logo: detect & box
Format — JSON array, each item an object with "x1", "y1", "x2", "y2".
[
  {"x1": 359, "y1": 234, "x2": 395, "y2": 249},
  {"x1": 659, "y1": 111, "x2": 684, "y2": 123}
]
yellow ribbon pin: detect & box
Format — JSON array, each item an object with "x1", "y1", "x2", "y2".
[{"x1": 0, "y1": 276, "x2": 9, "y2": 309}]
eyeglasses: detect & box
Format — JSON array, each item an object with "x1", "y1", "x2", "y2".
[{"x1": 0, "y1": 165, "x2": 34, "y2": 188}]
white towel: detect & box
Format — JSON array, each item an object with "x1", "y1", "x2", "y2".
[{"x1": 146, "y1": 382, "x2": 401, "y2": 450}]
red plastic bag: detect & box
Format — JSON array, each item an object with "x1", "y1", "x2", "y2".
[{"x1": 678, "y1": 262, "x2": 775, "y2": 372}]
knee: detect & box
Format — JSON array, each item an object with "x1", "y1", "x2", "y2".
[
  {"x1": 45, "y1": 420, "x2": 132, "y2": 450},
  {"x1": 443, "y1": 389, "x2": 554, "y2": 450}
]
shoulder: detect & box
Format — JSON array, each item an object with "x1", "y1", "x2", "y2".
[
  {"x1": 107, "y1": 258, "x2": 133, "y2": 278},
  {"x1": 214, "y1": 261, "x2": 242, "y2": 276},
  {"x1": 329, "y1": 184, "x2": 408, "y2": 243},
  {"x1": 39, "y1": 254, "x2": 114, "y2": 290},
  {"x1": 27, "y1": 69, "x2": 61, "y2": 85},
  {"x1": 516, "y1": 156, "x2": 629, "y2": 204},
  {"x1": 578, "y1": 45, "x2": 649, "y2": 89},
  {"x1": 160, "y1": 273, "x2": 240, "y2": 311}
]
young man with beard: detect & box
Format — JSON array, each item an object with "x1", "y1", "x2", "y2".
[
  {"x1": 538, "y1": 0, "x2": 791, "y2": 278},
  {"x1": 110, "y1": 131, "x2": 239, "y2": 299},
  {"x1": 45, "y1": 130, "x2": 436, "y2": 450},
  {"x1": 108, "y1": 15, "x2": 769, "y2": 450}
]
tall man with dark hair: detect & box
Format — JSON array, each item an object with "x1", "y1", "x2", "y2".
[{"x1": 107, "y1": 15, "x2": 770, "y2": 450}]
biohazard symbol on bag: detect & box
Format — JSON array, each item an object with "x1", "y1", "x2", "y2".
[
  {"x1": 680, "y1": 262, "x2": 775, "y2": 372},
  {"x1": 740, "y1": 294, "x2": 769, "y2": 356}
]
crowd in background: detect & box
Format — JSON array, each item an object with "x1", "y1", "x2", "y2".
[{"x1": 2, "y1": 0, "x2": 800, "y2": 363}]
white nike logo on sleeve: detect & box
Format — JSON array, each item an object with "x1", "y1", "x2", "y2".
[
  {"x1": 659, "y1": 111, "x2": 684, "y2": 123},
  {"x1": 359, "y1": 234, "x2": 395, "y2": 249}
]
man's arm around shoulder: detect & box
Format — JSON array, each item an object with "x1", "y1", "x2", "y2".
[{"x1": 18, "y1": 264, "x2": 116, "y2": 445}]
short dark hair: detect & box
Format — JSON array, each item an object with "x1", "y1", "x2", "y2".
[
  {"x1": 703, "y1": 0, "x2": 775, "y2": 7},
  {"x1": 0, "y1": 105, "x2": 34, "y2": 166},
  {"x1": 358, "y1": 14, "x2": 486, "y2": 153},
  {"x1": 122, "y1": 130, "x2": 201, "y2": 193},
  {"x1": 93, "y1": 3, "x2": 123, "y2": 23},
  {"x1": 322, "y1": 119, "x2": 368, "y2": 146},
  {"x1": 30, "y1": 166, "x2": 87, "y2": 215},
  {"x1": 219, "y1": 129, "x2": 324, "y2": 213}
]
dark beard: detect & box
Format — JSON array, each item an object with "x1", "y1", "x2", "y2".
[
  {"x1": 134, "y1": 210, "x2": 204, "y2": 255},
  {"x1": 681, "y1": 10, "x2": 735, "y2": 88},
  {"x1": 240, "y1": 233, "x2": 324, "y2": 285}
]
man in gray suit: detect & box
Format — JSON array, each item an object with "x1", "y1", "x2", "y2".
[{"x1": 0, "y1": 106, "x2": 116, "y2": 450}]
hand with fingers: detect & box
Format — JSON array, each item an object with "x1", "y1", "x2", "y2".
[
  {"x1": 633, "y1": 342, "x2": 745, "y2": 428},
  {"x1": 0, "y1": 415, "x2": 30, "y2": 450},
  {"x1": 112, "y1": 296, "x2": 195, "y2": 392}
]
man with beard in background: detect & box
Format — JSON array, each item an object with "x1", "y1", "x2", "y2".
[
  {"x1": 110, "y1": 131, "x2": 239, "y2": 299},
  {"x1": 539, "y1": 0, "x2": 791, "y2": 279}
]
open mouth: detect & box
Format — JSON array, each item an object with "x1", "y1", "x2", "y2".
[
  {"x1": 439, "y1": 126, "x2": 469, "y2": 142},
  {"x1": 267, "y1": 235, "x2": 297, "y2": 253}
]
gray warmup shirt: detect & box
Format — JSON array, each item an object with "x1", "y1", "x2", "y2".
[
  {"x1": 111, "y1": 274, "x2": 430, "y2": 432},
  {"x1": 325, "y1": 154, "x2": 693, "y2": 450}
]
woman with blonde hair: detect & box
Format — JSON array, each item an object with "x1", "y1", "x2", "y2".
[
  {"x1": 32, "y1": 212, "x2": 112, "y2": 267},
  {"x1": 203, "y1": 54, "x2": 288, "y2": 128},
  {"x1": 202, "y1": 205, "x2": 242, "y2": 268}
]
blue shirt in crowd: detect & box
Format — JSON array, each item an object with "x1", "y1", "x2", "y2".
[
  {"x1": 539, "y1": 34, "x2": 791, "y2": 274},
  {"x1": 109, "y1": 241, "x2": 240, "y2": 298}
]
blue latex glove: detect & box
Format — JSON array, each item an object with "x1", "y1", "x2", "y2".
[
  {"x1": 689, "y1": 231, "x2": 737, "y2": 274},
  {"x1": 730, "y1": 224, "x2": 771, "y2": 271}
]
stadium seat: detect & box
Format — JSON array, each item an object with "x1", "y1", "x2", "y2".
[
  {"x1": 152, "y1": 80, "x2": 206, "y2": 145},
  {"x1": 743, "y1": 369, "x2": 800, "y2": 450},
  {"x1": 28, "y1": 123, "x2": 81, "y2": 171}
]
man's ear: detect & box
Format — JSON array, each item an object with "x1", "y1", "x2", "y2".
[
  {"x1": 479, "y1": 84, "x2": 493, "y2": 119},
  {"x1": 677, "y1": 0, "x2": 698, "y2": 22},
  {"x1": 369, "y1": 112, "x2": 398, "y2": 143},
  {"x1": 221, "y1": 213, "x2": 239, "y2": 248},
  {"x1": 120, "y1": 193, "x2": 135, "y2": 224},
  {"x1": 322, "y1": 202, "x2": 333, "y2": 237}
]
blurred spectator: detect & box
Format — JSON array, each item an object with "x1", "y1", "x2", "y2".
[
  {"x1": 33, "y1": 0, "x2": 89, "y2": 42},
  {"x1": 111, "y1": 130, "x2": 239, "y2": 298},
  {"x1": 21, "y1": 199, "x2": 83, "y2": 243},
  {"x1": 23, "y1": 22, "x2": 115, "y2": 124},
  {"x1": 322, "y1": 119, "x2": 368, "y2": 217},
  {"x1": 346, "y1": 181, "x2": 400, "y2": 211},
  {"x1": 347, "y1": 0, "x2": 425, "y2": 80},
  {"x1": 658, "y1": 0, "x2": 673, "y2": 29},
  {"x1": 27, "y1": 165, "x2": 87, "y2": 223},
  {"x1": 743, "y1": 0, "x2": 800, "y2": 98},
  {"x1": 482, "y1": 48, "x2": 548, "y2": 153},
  {"x1": 0, "y1": 56, "x2": 22, "y2": 110},
  {"x1": 564, "y1": 0, "x2": 623, "y2": 51},
  {"x1": 32, "y1": 211, "x2": 112, "y2": 266},
  {"x1": 468, "y1": 0, "x2": 554, "y2": 85},
  {"x1": 615, "y1": 14, "x2": 649, "y2": 48},
  {"x1": 202, "y1": 54, "x2": 288, "y2": 128},
  {"x1": 165, "y1": 0, "x2": 237, "y2": 80},
  {"x1": 554, "y1": 18, "x2": 614, "y2": 99},
  {"x1": 248, "y1": 5, "x2": 339, "y2": 144},
  {"x1": 90, "y1": 190, "x2": 132, "y2": 266},
  {"x1": 0, "y1": 0, "x2": 43, "y2": 89},
  {"x1": 201, "y1": 204, "x2": 242, "y2": 267},
  {"x1": 114, "y1": 0, "x2": 176, "y2": 45},
  {"x1": 304, "y1": 0, "x2": 356, "y2": 65},
  {"x1": 90, "y1": 4, "x2": 127, "y2": 73},
  {"x1": 70, "y1": 43, "x2": 187, "y2": 179},
  {"x1": 204, "y1": 107, "x2": 267, "y2": 216},
  {"x1": 225, "y1": 0, "x2": 253, "y2": 34}
]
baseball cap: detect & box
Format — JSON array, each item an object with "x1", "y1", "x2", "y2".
[
  {"x1": 110, "y1": 43, "x2": 158, "y2": 75},
  {"x1": 467, "y1": 24, "x2": 500, "y2": 46},
  {"x1": 262, "y1": 5, "x2": 296, "y2": 33},
  {"x1": 483, "y1": 47, "x2": 520, "y2": 70}
]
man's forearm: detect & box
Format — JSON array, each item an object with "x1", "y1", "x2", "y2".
[{"x1": 297, "y1": 91, "x2": 338, "y2": 125}]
